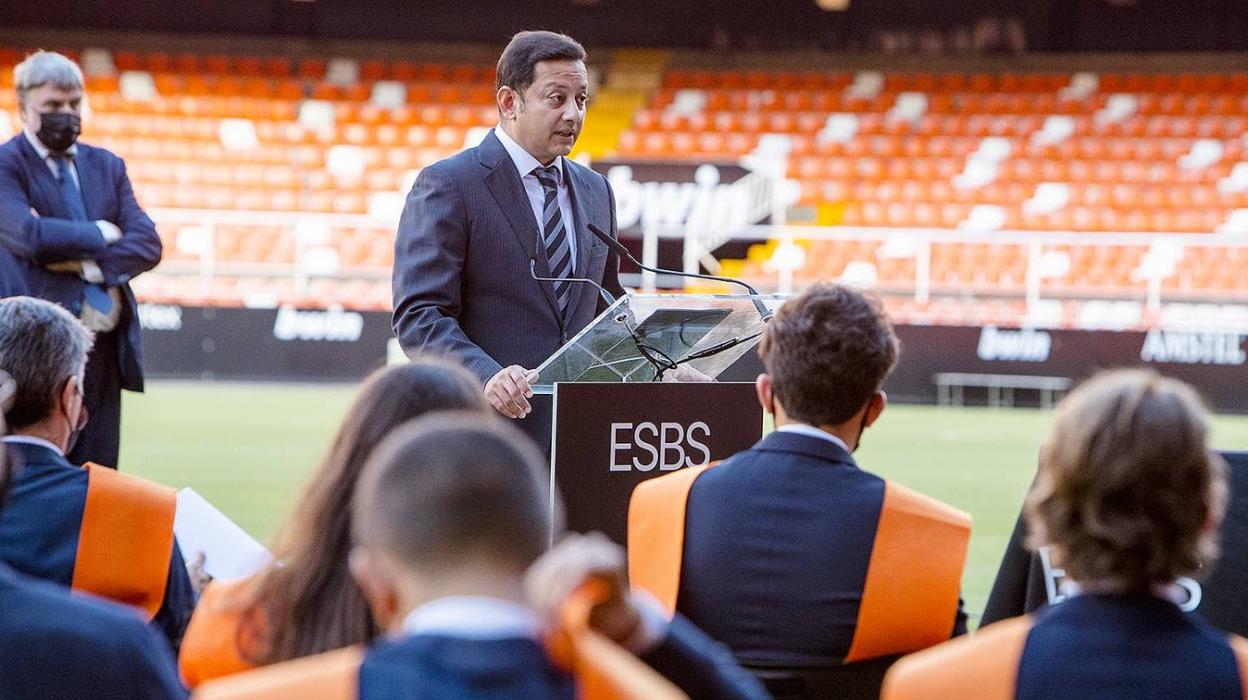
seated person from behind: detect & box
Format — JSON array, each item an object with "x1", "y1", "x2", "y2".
[
  {"x1": 629, "y1": 283, "x2": 971, "y2": 697},
  {"x1": 0, "y1": 374, "x2": 186, "y2": 700},
  {"x1": 0, "y1": 296, "x2": 196, "y2": 650},
  {"x1": 194, "y1": 413, "x2": 767, "y2": 699},
  {"x1": 179, "y1": 358, "x2": 491, "y2": 687},
  {"x1": 883, "y1": 369, "x2": 1248, "y2": 700}
]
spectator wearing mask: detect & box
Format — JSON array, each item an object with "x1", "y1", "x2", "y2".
[
  {"x1": 0, "y1": 296, "x2": 195, "y2": 650},
  {"x1": 0, "y1": 50, "x2": 163, "y2": 469}
]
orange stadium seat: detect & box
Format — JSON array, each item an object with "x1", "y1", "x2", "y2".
[{"x1": 13, "y1": 46, "x2": 1242, "y2": 311}]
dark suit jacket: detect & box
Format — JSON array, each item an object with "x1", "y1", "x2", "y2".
[
  {"x1": 0, "y1": 441, "x2": 196, "y2": 651},
  {"x1": 679, "y1": 431, "x2": 968, "y2": 668},
  {"x1": 0, "y1": 134, "x2": 162, "y2": 390},
  {"x1": 392, "y1": 130, "x2": 623, "y2": 449},
  {"x1": 1015, "y1": 593, "x2": 1243, "y2": 699},
  {"x1": 359, "y1": 614, "x2": 768, "y2": 699},
  {"x1": 0, "y1": 561, "x2": 186, "y2": 699}
]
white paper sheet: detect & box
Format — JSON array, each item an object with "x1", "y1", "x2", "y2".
[{"x1": 173, "y1": 488, "x2": 271, "y2": 581}]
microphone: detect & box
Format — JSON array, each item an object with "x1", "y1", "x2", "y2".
[
  {"x1": 529, "y1": 259, "x2": 678, "y2": 378},
  {"x1": 586, "y1": 224, "x2": 772, "y2": 321},
  {"x1": 529, "y1": 259, "x2": 618, "y2": 308}
]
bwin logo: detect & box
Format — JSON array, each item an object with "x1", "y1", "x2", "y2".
[
  {"x1": 606, "y1": 164, "x2": 772, "y2": 234},
  {"x1": 272, "y1": 306, "x2": 364, "y2": 342},
  {"x1": 976, "y1": 326, "x2": 1052, "y2": 362}
]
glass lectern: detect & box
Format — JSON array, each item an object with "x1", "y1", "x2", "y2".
[{"x1": 532, "y1": 294, "x2": 786, "y2": 394}]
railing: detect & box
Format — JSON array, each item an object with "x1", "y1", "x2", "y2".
[{"x1": 136, "y1": 208, "x2": 1248, "y2": 330}]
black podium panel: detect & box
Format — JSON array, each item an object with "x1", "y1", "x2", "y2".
[
  {"x1": 551, "y1": 382, "x2": 763, "y2": 545},
  {"x1": 982, "y1": 451, "x2": 1248, "y2": 636}
]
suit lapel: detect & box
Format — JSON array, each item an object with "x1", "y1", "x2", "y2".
[
  {"x1": 562, "y1": 162, "x2": 598, "y2": 322},
  {"x1": 15, "y1": 136, "x2": 67, "y2": 218},
  {"x1": 73, "y1": 145, "x2": 95, "y2": 220},
  {"x1": 478, "y1": 131, "x2": 562, "y2": 323}
]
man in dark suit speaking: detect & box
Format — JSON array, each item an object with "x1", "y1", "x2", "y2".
[
  {"x1": 0, "y1": 51, "x2": 162, "y2": 469},
  {"x1": 392, "y1": 31, "x2": 624, "y2": 453}
]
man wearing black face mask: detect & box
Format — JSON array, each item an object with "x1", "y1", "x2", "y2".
[
  {"x1": 0, "y1": 50, "x2": 162, "y2": 470},
  {"x1": 0, "y1": 296, "x2": 195, "y2": 653},
  {"x1": 627, "y1": 283, "x2": 972, "y2": 699},
  {"x1": 0, "y1": 375, "x2": 186, "y2": 699}
]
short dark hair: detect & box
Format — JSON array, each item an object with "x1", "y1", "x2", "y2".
[
  {"x1": 352, "y1": 412, "x2": 551, "y2": 574},
  {"x1": 756, "y1": 283, "x2": 898, "y2": 426},
  {"x1": 496, "y1": 30, "x2": 587, "y2": 95},
  {"x1": 1026, "y1": 369, "x2": 1226, "y2": 592}
]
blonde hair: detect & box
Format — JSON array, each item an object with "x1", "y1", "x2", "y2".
[{"x1": 1026, "y1": 369, "x2": 1226, "y2": 592}]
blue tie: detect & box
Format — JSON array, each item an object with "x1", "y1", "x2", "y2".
[
  {"x1": 54, "y1": 155, "x2": 112, "y2": 317},
  {"x1": 54, "y1": 155, "x2": 89, "y2": 221}
]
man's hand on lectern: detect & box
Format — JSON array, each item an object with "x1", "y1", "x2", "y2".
[{"x1": 486, "y1": 365, "x2": 538, "y2": 419}]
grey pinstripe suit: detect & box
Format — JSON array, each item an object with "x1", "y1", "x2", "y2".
[{"x1": 392, "y1": 129, "x2": 624, "y2": 452}]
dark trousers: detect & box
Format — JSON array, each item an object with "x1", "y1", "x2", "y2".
[{"x1": 67, "y1": 329, "x2": 122, "y2": 469}]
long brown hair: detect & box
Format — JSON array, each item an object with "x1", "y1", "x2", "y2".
[{"x1": 242, "y1": 357, "x2": 488, "y2": 664}]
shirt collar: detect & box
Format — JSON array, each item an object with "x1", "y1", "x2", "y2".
[
  {"x1": 23, "y1": 127, "x2": 76, "y2": 160},
  {"x1": 494, "y1": 126, "x2": 562, "y2": 184},
  {"x1": 401, "y1": 596, "x2": 541, "y2": 641},
  {"x1": 774, "y1": 423, "x2": 851, "y2": 454},
  {"x1": 1060, "y1": 580, "x2": 1190, "y2": 605},
  {"x1": 1, "y1": 434, "x2": 66, "y2": 458}
]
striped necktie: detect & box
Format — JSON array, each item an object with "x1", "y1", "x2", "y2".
[{"x1": 534, "y1": 165, "x2": 571, "y2": 316}]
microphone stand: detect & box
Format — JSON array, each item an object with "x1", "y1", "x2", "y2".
[
  {"x1": 529, "y1": 259, "x2": 674, "y2": 380},
  {"x1": 586, "y1": 224, "x2": 773, "y2": 322}
]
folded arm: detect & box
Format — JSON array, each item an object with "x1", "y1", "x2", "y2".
[
  {"x1": 0, "y1": 157, "x2": 161, "y2": 285},
  {"x1": 0, "y1": 160, "x2": 109, "y2": 264},
  {"x1": 92, "y1": 159, "x2": 162, "y2": 286}
]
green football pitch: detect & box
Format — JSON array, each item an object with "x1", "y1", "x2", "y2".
[{"x1": 120, "y1": 380, "x2": 1248, "y2": 623}]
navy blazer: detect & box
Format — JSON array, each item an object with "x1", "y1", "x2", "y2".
[
  {"x1": 0, "y1": 134, "x2": 161, "y2": 390},
  {"x1": 359, "y1": 614, "x2": 768, "y2": 699},
  {"x1": 0, "y1": 561, "x2": 186, "y2": 699},
  {"x1": 0, "y1": 440, "x2": 196, "y2": 651},
  {"x1": 361, "y1": 635, "x2": 575, "y2": 699},
  {"x1": 392, "y1": 130, "x2": 623, "y2": 449},
  {"x1": 1015, "y1": 593, "x2": 1244, "y2": 699},
  {"x1": 678, "y1": 431, "x2": 968, "y2": 668}
]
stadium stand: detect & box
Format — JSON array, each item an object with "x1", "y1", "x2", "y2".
[
  {"x1": 2, "y1": 46, "x2": 1245, "y2": 320},
  {"x1": 626, "y1": 68, "x2": 1248, "y2": 305}
]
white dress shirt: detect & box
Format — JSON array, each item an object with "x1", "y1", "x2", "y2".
[
  {"x1": 494, "y1": 127, "x2": 577, "y2": 264},
  {"x1": 775, "y1": 423, "x2": 852, "y2": 454},
  {"x1": 399, "y1": 593, "x2": 669, "y2": 654},
  {"x1": 1, "y1": 434, "x2": 66, "y2": 458},
  {"x1": 401, "y1": 596, "x2": 542, "y2": 640}
]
